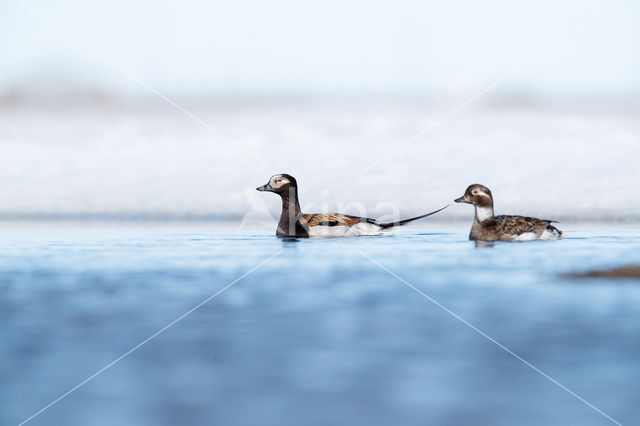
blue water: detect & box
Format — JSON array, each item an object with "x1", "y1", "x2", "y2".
[{"x1": 1, "y1": 222, "x2": 639, "y2": 426}]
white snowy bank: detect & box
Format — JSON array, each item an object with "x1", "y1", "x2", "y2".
[{"x1": 0, "y1": 99, "x2": 638, "y2": 222}]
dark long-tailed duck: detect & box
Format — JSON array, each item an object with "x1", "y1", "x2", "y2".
[
  {"x1": 257, "y1": 174, "x2": 448, "y2": 238},
  {"x1": 455, "y1": 184, "x2": 563, "y2": 242}
]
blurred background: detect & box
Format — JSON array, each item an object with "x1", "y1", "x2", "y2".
[
  {"x1": 1, "y1": 0, "x2": 639, "y2": 222},
  {"x1": 3, "y1": 3, "x2": 640, "y2": 426}
]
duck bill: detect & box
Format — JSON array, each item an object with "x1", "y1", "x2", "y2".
[
  {"x1": 454, "y1": 195, "x2": 470, "y2": 204},
  {"x1": 256, "y1": 183, "x2": 274, "y2": 192}
]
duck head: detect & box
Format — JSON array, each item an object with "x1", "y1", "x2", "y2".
[
  {"x1": 455, "y1": 184, "x2": 493, "y2": 207},
  {"x1": 256, "y1": 174, "x2": 298, "y2": 194}
]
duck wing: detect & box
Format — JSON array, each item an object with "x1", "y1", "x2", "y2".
[
  {"x1": 300, "y1": 213, "x2": 373, "y2": 228},
  {"x1": 301, "y1": 205, "x2": 449, "y2": 230},
  {"x1": 494, "y1": 215, "x2": 558, "y2": 236}
]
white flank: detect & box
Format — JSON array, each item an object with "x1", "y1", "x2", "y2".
[
  {"x1": 514, "y1": 232, "x2": 538, "y2": 241},
  {"x1": 308, "y1": 225, "x2": 351, "y2": 237},
  {"x1": 308, "y1": 222, "x2": 383, "y2": 238},
  {"x1": 514, "y1": 228, "x2": 561, "y2": 241},
  {"x1": 347, "y1": 222, "x2": 385, "y2": 236}
]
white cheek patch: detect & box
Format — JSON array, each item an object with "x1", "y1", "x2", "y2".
[{"x1": 270, "y1": 177, "x2": 290, "y2": 189}]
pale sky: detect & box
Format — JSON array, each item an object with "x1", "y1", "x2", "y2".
[{"x1": 1, "y1": 0, "x2": 639, "y2": 99}]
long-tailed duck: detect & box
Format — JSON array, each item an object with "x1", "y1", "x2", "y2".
[
  {"x1": 257, "y1": 173, "x2": 448, "y2": 238},
  {"x1": 454, "y1": 184, "x2": 563, "y2": 242}
]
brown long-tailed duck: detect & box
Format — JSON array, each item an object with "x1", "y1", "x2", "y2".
[
  {"x1": 455, "y1": 184, "x2": 563, "y2": 242},
  {"x1": 257, "y1": 173, "x2": 448, "y2": 238}
]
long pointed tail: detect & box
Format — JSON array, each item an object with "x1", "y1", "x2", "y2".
[{"x1": 379, "y1": 204, "x2": 450, "y2": 229}]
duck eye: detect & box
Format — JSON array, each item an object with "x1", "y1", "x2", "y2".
[{"x1": 276, "y1": 179, "x2": 282, "y2": 183}]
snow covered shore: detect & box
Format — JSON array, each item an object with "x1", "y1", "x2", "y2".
[{"x1": 1, "y1": 100, "x2": 638, "y2": 222}]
